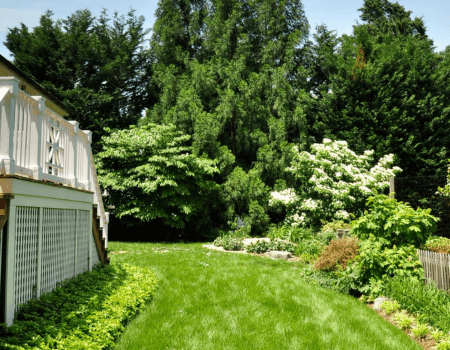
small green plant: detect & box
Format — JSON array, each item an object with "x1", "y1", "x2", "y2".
[
  {"x1": 316, "y1": 230, "x2": 338, "y2": 245},
  {"x1": 246, "y1": 240, "x2": 272, "y2": 254},
  {"x1": 321, "y1": 220, "x2": 351, "y2": 232},
  {"x1": 246, "y1": 240, "x2": 295, "y2": 254},
  {"x1": 394, "y1": 311, "x2": 413, "y2": 329},
  {"x1": 411, "y1": 323, "x2": 429, "y2": 339},
  {"x1": 437, "y1": 341, "x2": 450, "y2": 350},
  {"x1": 431, "y1": 330, "x2": 447, "y2": 342},
  {"x1": 358, "y1": 295, "x2": 368, "y2": 303},
  {"x1": 381, "y1": 300, "x2": 400, "y2": 315},
  {"x1": 222, "y1": 237, "x2": 244, "y2": 251}
]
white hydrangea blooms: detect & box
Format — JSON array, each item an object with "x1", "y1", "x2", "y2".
[
  {"x1": 270, "y1": 139, "x2": 402, "y2": 226},
  {"x1": 269, "y1": 188, "x2": 298, "y2": 205}
]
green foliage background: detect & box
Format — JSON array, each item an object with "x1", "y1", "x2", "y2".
[{"x1": 5, "y1": 0, "x2": 450, "y2": 239}]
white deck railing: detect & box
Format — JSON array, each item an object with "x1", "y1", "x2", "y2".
[{"x1": 0, "y1": 76, "x2": 108, "y2": 245}]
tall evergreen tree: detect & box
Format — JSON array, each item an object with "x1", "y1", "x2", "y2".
[
  {"x1": 314, "y1": 0, "x2": 447, "y2": 176},
  {"x1": 5, "y1": 9, "x2": 154, "y2": 151}
]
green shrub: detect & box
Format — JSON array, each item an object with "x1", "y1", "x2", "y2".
[
  {"x1": 0, "y1": 264, "x2": 157, "y2": 350},
  {"x1": 321, "y1": 220, "x2": 351, "y2": 232},
  {"x1": 384, "y1": 276, "x2": 450, "y2": 333},
  {"x1": 222, "y1": 167, "x2": 270, "y2": 236},
  {"x1": 341, "y1": 235, "x2": 424, "y2": 297},
  {"x1": 351, "y1": 193, "x2": 439, "y2": 248},
  {"x1": 222, "y1": 237, "x2": 244, "y2": 251},
  {"x1": 314, "y1": 237, "x2": 359, "y2": 272},
  {"x1": 266, "y1": 225, "x2": 315, "y2": 243},
  {"x1": 295, "y1": 239, "x2": 324, "y2": 257},
  {"x1": 316, "y1": 230, "x2": 338, "y2": 245},
  {"x1": 246, "y1": 240, "x2": 295, "y2": 254}
]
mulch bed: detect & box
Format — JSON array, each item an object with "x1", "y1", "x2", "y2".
[{"x1": 366, "y1": 303, "x2": 436, "y2": 350}]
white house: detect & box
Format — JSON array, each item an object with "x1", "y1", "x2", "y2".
[{"x1": 0, "y1": 54, "x2": 109, "y2": 325}]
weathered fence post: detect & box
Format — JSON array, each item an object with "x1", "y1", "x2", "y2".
[{"x1": 389, "y1": 177, "x2": 395, "y2": 199}]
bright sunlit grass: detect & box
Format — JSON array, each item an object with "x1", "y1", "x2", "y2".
[{"x1": 110, "y1": 242, "x2": 420, "y2": 350}]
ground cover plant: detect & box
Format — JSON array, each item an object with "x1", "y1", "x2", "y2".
[
  {"x1": 110, "y1": 241, "x2": 421, "y2": 350},
  {"x1": 384, "y1": 276, "x2": 450, "y2": 333},
  {"x1": 0, "y1": 264, "x2": 157, "y2": 350}
]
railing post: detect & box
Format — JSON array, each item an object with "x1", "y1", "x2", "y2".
[
  {"x1": 68, "y1": 121, "x2": 79, "y2": 187},
  {"x1": 30, "y1": 96, "x2": 45, "y2": 180},
  {"x1": 0, "y1": 77, "x2": 19, "y2": 175},
  {"x1": 82, "y1": 130, "x2": 92, "y2": 190}
]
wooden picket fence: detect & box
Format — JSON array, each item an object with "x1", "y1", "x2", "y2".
[{"x1": 418, "y1": 250, "x2": 450, "y2": 291}]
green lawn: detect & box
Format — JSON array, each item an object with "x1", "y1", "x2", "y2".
[{"x1": 109, "y1": 242, "x2": 420, "y2": 350}]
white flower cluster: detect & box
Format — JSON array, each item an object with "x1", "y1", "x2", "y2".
[
  {"x1": 269, "y1": 188, "x2": 298, "y2": 206},
  {"x1": 272, "y1": 139, "x2": 402, "y2": 226}
]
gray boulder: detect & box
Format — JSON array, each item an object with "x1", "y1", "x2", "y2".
[{"x1": 373, "y1": 297, "x2": 389, "y2": 311}]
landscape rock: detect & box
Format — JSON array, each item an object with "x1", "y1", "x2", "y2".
[
  {"x1": 242, "y1": 238, "x2": 270, "y2": 246},
  {"x1": 373, "y1": 297, "x2": 389, "y2": 311},
  {"x1": 264, "y1": 251, "x2": 293, "y2": 260}
]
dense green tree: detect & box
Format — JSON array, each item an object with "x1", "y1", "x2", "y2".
[
  {"x1": 145, "y1": 0, "x2": 314, "y2": 230},
  {"x1": 314, "y1": 0, "x2": 448, "y2": 176},
  {"x1": 5, "y1": 9, "x2": 154, "y2": 151},
  {"x1": 96, "y1": 123, "x2": 219, "y2": 235},
  {"x1": 147, "y1": 0, "x2": 312, "y2": 182}
]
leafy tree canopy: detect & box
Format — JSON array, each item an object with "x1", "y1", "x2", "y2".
[
  {"x1": 5, "y1": 9, "x2": 155, "y2": 151},
  {"x1": 96, "y1": 123, "x2": 219, "y2": 231}
]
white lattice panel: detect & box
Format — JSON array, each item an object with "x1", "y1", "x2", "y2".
[
  {"x1": 14, "y1": 206, "x2": 39, "y2": 313},
  {"x1": 76, "y1": 210, "x2": 90, "y2": 275},
  {"x1": 40, "y1": 208, "x2": 76, "y2": 294}
]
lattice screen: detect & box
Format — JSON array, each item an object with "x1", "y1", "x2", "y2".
[
  {"x1": 14, "y1": 207, "x2": 39, "y2": 313},
  {"x1": 76, "y1": 210, "x2": 90, "y2": 275},
  {"x1": 12, "y1": 207, "x2": 98, "y2": 313},
  {"x1": 41, "y1": 208, "x2": 77, "y2": 294}
]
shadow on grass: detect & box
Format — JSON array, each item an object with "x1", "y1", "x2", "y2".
[{"x1": 0, "y1": 264, "x2": 131, "y2": 347}]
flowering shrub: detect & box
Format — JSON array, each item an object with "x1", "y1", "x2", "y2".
[{"x1": 270, "y1": 139, "x2": 402, "y2": 227}]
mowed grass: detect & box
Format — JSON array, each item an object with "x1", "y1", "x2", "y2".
[{"x1": 109, "y1": 242, "x2": 420, "y2": 350}]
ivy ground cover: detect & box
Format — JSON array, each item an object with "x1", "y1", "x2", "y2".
[
  {"x1": 0, "y1": 264, "x2": 157, "y2": 350},
  {"x1": 110, "y1": 242, "x2": 420, "y2": 350}
]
